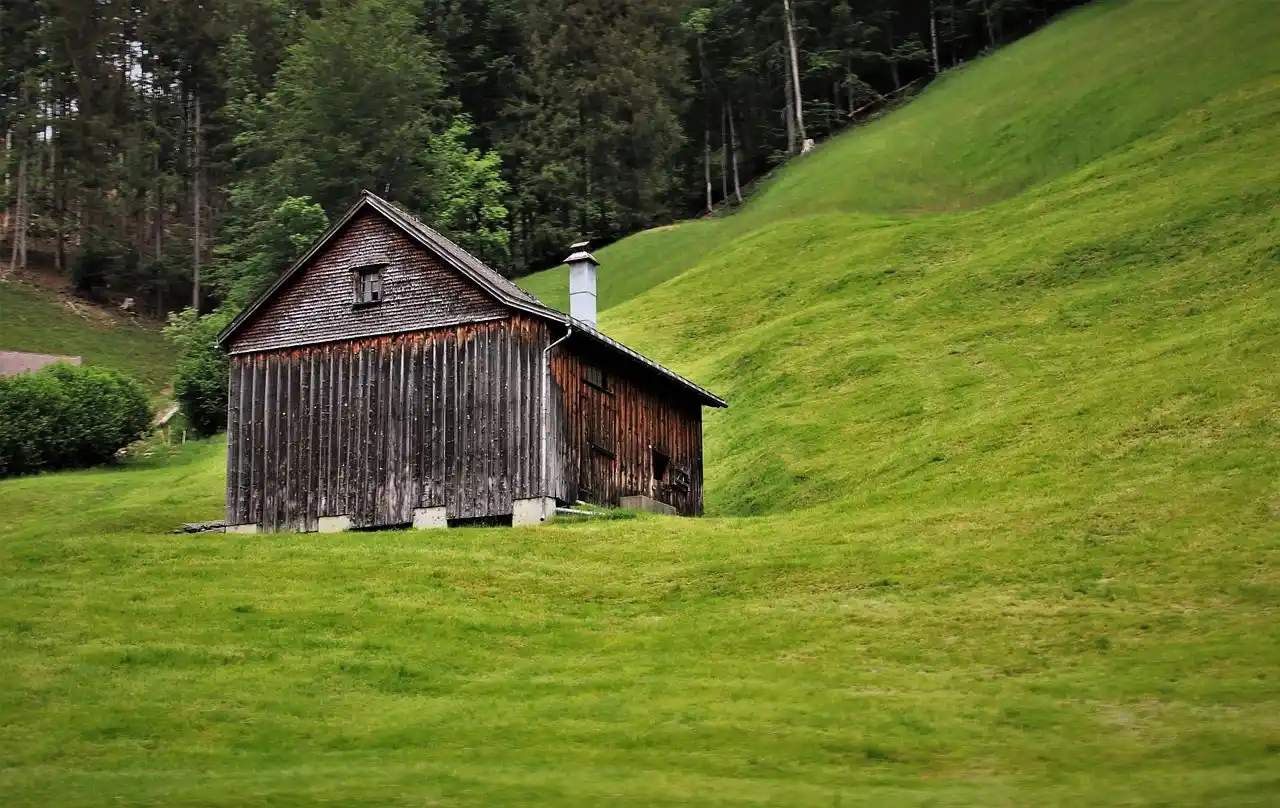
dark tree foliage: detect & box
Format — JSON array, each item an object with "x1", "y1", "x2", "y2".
[{"x1": 2, "y1": 0, "x2": 1088, "y2": 296}]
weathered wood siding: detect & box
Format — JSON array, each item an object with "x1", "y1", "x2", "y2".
[
  {"x1": 226, "y1": 318, "x2": 549, "y2": 531},
  {"x1": 549, "y1": 342, "x2": 705, "y2": 516},
  {"x1": 227, "y1": 209, "x2": 507, "y2": 355}
]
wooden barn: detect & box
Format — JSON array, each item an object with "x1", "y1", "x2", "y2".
[{"x1": 217, "y1": 191, "x2": 726, "y2": 533}]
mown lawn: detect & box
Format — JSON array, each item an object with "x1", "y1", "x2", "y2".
[
  {"x1": 0, "y1": 442, "x2": 1276, "y2": 806},
  {"x1": 2, "y1": 0, "x2": 1279, "y2": 804}
]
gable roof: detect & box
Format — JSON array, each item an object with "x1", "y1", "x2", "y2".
[{"x1": 219, "y1": 191, "x2": 726, "y2": 408}]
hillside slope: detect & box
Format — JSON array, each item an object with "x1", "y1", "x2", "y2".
[
  {"x1": 0, "y1": 277, "x2": 172, "y2": 389},
  {"x1": 520, "y1": 0, "x2": 1280, "y2": 312},
  {"x1": 2, "y1": 1, "x2": 1277, "y2": 805}
]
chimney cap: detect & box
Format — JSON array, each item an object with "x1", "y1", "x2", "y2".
[{"x1": 564, "y1": 248, "x2": 599, "y2": 266}]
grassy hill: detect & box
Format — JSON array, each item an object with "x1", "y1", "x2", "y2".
[
  {"x1": 2, "y1": 1, "x2": 1278, "y2": 805},
  {"x1": 519, "y1": 0, "x2": 1279, "y2": 311},
  {"x1": 0, "y1": 278, "x2": 173, "y2": 390}
]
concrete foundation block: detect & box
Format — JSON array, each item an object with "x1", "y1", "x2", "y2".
[
  {"x1": 412, "y1": 507, "x2": 448, "y2": 530},
  {"x1": 620, "y1": 495, "x2": 678, "y2": 516},
  {"x1": 225, "y1": 523, "x2": 260, "y2": 535},
  {"x1": 318, "y1": 515, "x2": 352, "y2": 534},
  {"x1": 512, "y1": 497, "x2": 556, "y2": 527}
]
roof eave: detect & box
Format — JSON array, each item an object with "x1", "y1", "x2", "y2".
[{"x1": 565, "y1": 319, "x2": 727, "y2": 409}]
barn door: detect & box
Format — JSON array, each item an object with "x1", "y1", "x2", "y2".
[{"x1": 578, "y1": 387, "x2": 618, "y2": 506}]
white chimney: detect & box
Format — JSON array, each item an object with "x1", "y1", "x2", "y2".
[{"x1": 565, "y1": 241, "x2": 599, "y2": 328}]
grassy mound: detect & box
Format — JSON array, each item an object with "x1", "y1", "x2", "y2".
[
  {"x1": 2, "y1": 0, "x2": 1277, "y2": 804},
  {"x1": 0, "y1": 279, "x2": 172, "y2": 390}
]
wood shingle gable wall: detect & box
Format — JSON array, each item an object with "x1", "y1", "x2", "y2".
[{"x1": 227, "y1": 209, "x2": 507, "y2": 355}]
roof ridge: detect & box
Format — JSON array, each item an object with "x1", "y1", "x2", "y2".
[
  {"x1": 363, "y1": 192, "x2": 543, "y2": 306},
  {"x1": 220, "y1": 191, "x2": 725, "y2": 408}
]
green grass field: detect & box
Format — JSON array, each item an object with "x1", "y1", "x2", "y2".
[
  {"x1": 2, "y1": 0, "x2": 1278, "y2": 805},
  {"x1": 0, "y1": 279, "x2": 172, "y2": 390}
]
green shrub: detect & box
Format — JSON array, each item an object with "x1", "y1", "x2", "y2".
[
  {"x1": 166, "y1": 307, "x2": 235, "y2": 437},
  {"x1": 0, "y1": 363, "x2": 152, "y2": 478}
]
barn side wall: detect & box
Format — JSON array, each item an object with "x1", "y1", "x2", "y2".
[
  {"x1": 226, "y1": 318, "x2": 549, "y2": 531},
  {"x1": 549, "y1": 344, "x2": 705, "y2": 516}
]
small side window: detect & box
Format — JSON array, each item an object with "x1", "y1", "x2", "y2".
[
  {"x1": 584, "y1": 365, "x2": 610, "y2": 392},
  {"x1": 651, "y1": 449, "x2": 670, "y2": 482},
  {"x1": 354, "y1": 266, "x2": 383, "y2": 306}
]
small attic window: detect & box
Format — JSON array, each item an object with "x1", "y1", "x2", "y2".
[{"x1": 354, "y1": 266, "x2": 384, "y2": 306}]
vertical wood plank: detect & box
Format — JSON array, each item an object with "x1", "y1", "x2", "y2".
[
  {"x1": 386, "y1": 339, "x2": 402, "y2": 524},
  {"x1": 323, "y1": 349, "x2": 332, "y2": 520},
  {"x1": 298, "y1": 351, "x2": 311, "y2": 531},
  {"x1": 290, "y1": 354, "x2": 301, "y2": 530},
  {"x1": 308, "y1": 351, "x2": 320, "y2": 531},
  {"x1": 425, "y1": 335, "x2": 436, "y2": 508},
  {"x1": 435, "y1": 335, "x2": 446, "y2": 508},
  {"x1": 480, "y1": 328, "x2": 492, "y2": 517},
  {"x1": 350, "y1": 347, "x2": 363, "y2": 524},
  {"x1": 270, "y1": 356, "x2": 283, "y2": 533},
  {"x1": 336, "y1": 350, "x2": 348, "y2": 518},
  {"x1": 498, "y1": 330, "x2": 510, "y2": 511},
  {"x1": 362, "y1": 344, "x2": 377, "y2": 528},
  {"x1": 464, "y1": 330, "x2": 475, "y2": 518},
  {"x1": 512, "y1": 332, "x2": 523, "y2": 498},
  {"x1": 447, "y1": 335, "x2": 459, "y2": 517},
  {"x1": 403, "y1": 339, "x2": 415, "y2": 520},
  {"x1": 249, "y1": 357, "x2": 262, "y2": 527},
  {"x1": 225, "y1": 359, "x2": 240, "y2": 524}
]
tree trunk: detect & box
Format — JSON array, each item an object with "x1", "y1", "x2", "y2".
[
  {"x1": 720, "y1": 104, "x2": 729, "y2": 204},
  {"x1": 1, "y1": 128, "x2": 11, "y2": 244},
  {"x1": 845, "y1": 56, "x2": 855, "y2": 117},
  {"x1": 782, "y1": 0, "x2": 806, "y2": 151},
  {"x1": 728, "y1": 98, "x2": 742, "y2": 204},
  {"x1": 782, "y1": 61, "x2": 797, "y2": 155},
  {"x1": 981, "y1": 0, "x2": 997, "y2": 49},
  {"x1": 703, "y1": 121, "x2": 713, "y2": 215},
  {"x1": 192, "y1": 93, "x2": 202, "y2": 311},
  {"x1": 929, "y1": 1, "x2": 941, "y2": 75},
  {"x1": 948, "y1": 1, "x2": 958, "y2": 67},
  {"x1": 155, "y1": 126, "x2": 164, "y2": 317},
  {"x1": 7, "y1": 140, "x2": 27, "y2": 277},
  {"x1": 53, "y1": 116, "x2": 64, "y2": 273},
  {"x1": 886, "y1": 18, "x2": 901, "y2": 91}
]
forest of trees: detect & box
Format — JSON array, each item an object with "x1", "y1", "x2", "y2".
[{"x1": 1, "y1": 0, "x2": 1086, "y2": 317}]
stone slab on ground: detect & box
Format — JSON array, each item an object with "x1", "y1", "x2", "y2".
[{"x1": 620, "y1": 495, "x2": 678, "y2": 516}]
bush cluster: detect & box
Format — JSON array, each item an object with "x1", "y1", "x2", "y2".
[
  {"x1": 166, "y1": 307, "x2": 234, "y2": 437},
  {"x1": 0, "y1": 363, "x2": 152, "y2": 478}
]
